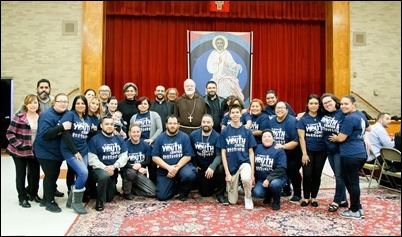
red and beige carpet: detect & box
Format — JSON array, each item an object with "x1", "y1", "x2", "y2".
[{"x1": 66, "y1": 185, "x2": 400, "y2": 236}]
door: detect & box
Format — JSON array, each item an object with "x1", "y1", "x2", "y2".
[{"x1": 1, "y1": 78, "x2": 13, "y2": 149}]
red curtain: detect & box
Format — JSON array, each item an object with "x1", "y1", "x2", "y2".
[{"x1": 105, "y1": 1, "x2": 325, "y2": 113}]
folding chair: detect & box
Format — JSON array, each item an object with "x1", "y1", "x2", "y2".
[
  {"x1": 378, "y1": 147, "x2": 401, "y2": 196},
  {"x1": 360, "y1": 148, "x2": 381, "y2": 190}
]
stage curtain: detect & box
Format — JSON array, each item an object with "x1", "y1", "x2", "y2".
[
  {"x1": 106, "y1": 1, "x2": 325, "y2": 20},
  {"x1": 104, "y1": 1, "x2": 325, "y2": 113}
]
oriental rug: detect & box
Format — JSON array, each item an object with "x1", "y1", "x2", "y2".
[{"x1": 66, "y1": 178, "x2": 401, "y2": 236}]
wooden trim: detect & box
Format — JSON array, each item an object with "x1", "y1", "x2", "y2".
[
  {"x1": 81, "y1": 1, "x2": 104, "y2": 94},
  {"x1": 325, "y1": 1, "x2": 350, "y2": 98}
]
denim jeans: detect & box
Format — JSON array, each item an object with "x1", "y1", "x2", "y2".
[
  {"x1": 252, "y1": 177, "x2": 286, "y2": 203},
  {"x1": 327, "y1": 152, "x2": 346, "y2": 204},
  {"x1": 65, "y1": 154, "x2": 88, "y2": 189}
]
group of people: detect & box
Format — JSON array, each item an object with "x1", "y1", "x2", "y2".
[{"x1": 6, "y1": 78, "x2": 400, "y2": 219}]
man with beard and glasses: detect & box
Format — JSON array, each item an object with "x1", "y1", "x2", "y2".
[
  {"x1": 152, "y1": 115, "x2": 197, "y2": 201},
  {"x1": 88, "y1": 116, "x2": 128, "y2": 211},
  {"x1": 189, "y1": 114, "x2": 228, "y2": 205},
  {"x1": 203, "y1": 81, "x2": 226, "y2": 133},
  {"x1": 150, "y1": 85, "x2": 174, "y2": 131}
]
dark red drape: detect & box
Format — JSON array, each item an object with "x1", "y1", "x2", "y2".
[{"x1": 105, "y1": 1, "x2": 326, "y2": 113}]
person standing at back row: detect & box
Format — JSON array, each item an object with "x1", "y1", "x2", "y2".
[
  {"x1": 265, "y1": 90, "x2": 296, "y2": 120},
  {"x1": 36, "y1": 78, "x2": 53, "y2": 112},
  {"x1": 150, "y1": 85, "x2": 174, "y2": 131},
  {"x1": 174, "y1": 79, "x2": 207, "y2": 135},
  {"x1": 203, "y1": 81, "x2": 226, "y2": 133}
]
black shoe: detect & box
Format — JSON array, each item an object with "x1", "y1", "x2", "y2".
[
  {"x1": 95, "y1": 200, "x2": 104, "y2": 211},
  {"x1": 281, "y1": 189, "x2": 292, "y2": 197},
  {"x1": 29, "y1": 195, "x2": 42, "y2": 203},
  {"x1": 263, "y1": 197, "x2": 272, "y2": 204},
  {"x1": 217, "y1": 195, "x2": 229, "y2": 205},
  {"x1": 311, "y1": 200, "x2": 319, "y2": 207},
  {"x1": 19, "y1": 200, "x2": 31, "y2": 208},
  {"x1": 54, "y1": 190, "x2": 64, "y2": 197},
  {"x1": 339, "y1": 201, "x2": 349, "y2": 208},
  {"x1": 179, "y1": 195, "x2": 187, "y2": 202},
  {"x1": 271, "y1": 202, "x2": 280, "y2": 211},
  {"x1": 45, "y1": 201, "x2": 62, "y2": 213},
  {"x1": 124, "y1": 194, "x2": 134, "y2": 200},
  {"x1": 39, "y1": 199, "x2": 46, "y2": 207}
]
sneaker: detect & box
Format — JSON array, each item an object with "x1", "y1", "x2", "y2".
[
  {"x1": 289, "y1": 196, "x2": 301, "y2": 204},
  {"x1": 45, "y1": 201, "x2": 62, "y2": 213},
  {"x1": 359, "y1": 209, "x2": 365, "y2": 219},
  {"x1": 244, "y1": 197, "x2": 254, "y2": 210},
  {"x1": 339, "y1": 210, "x2": 362, "y2": 220},
  {"x1": 217, "y1": 195, "x2": 229, "y2": 205},
  {"x1": 271, "y1": 202, "x2": 280, "y2": 211}
]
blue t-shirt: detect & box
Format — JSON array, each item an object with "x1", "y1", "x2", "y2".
[
  {"x1": 189, "y1": 128, "x2": 220, "y2": 168},
  {"x1": 296, "y1": 113, "x2": 325, "y2": 152},
  {"x1": 339, "y1": 111, "x2": 369, "y2": 158},
  {"x1": 125, "y1": 139, "x2": 152, "y2": 165},
  {"x1": 59, "y1": 110, "x2": 91, "y2": 158},
  {"x1": 320, "y1": 109, "x2": 344, "y2": 153},
  {"x1": 132, "y1": 112, "x2": 151, "y2": 140},
  {"x1": 34, "y1": 107, "x2": 68, "y2": 161},
  {"x1": 267, "y1": 115, "x2": 299, "y2": 145},
  {"x1": 216, "y1": 124, "x2": 257, "y2": 175},
  {"x1": 88, "y1": 132, "x2": 128, "y2": 166},
  {"x1": 152, "y1": 131, "x2": 194, "y2": 168},
  {"x1": 254, "y1": 142, "x2": 287, "y2": 182},
  {"x1": 250, "y1": 112, "x2": 270, "y2": 144}
]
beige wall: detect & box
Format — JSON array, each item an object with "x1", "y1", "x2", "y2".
[
  {"x1": 1, "y1": 1, "x2": 82, "y2": 113},
  {"x1": 1, "y1": 1, "x2": 401, "y2": 117},
  {"x1": 350, "y1": 1, "x2": 401, "y2": 117}
]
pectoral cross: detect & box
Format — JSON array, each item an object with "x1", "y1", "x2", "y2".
[
  {"x1": 188, "y1": 115, "x2": 193, "y2": 122},
  {"x1": 215, "y1": 1, "x2": 224, "y2": 10}
]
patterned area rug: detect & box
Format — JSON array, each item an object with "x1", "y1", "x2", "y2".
[{"x1": 66, "y1": 176, "x2": 401, "y2": 236}]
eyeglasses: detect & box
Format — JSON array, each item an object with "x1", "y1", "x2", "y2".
[
  {"x1": 275, "y1": 106, "x2": 286, "y2": 110},
  {"x1": 55, "y1": 101, "x2": 69, "y2": 104},
  {"x1": 323, "y1": 100, "x2": 333, "y2": 105},
  {"x1": 99, "y1": 89, "x2": 110, "y2": 92}
]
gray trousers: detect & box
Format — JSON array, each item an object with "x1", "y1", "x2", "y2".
[{"x1": 121, "y1": 168, "x2": 156, "y2": 197}]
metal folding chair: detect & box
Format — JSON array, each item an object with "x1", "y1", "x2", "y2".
[{"x1": 378, "y1": 147, "x2": 401, "y2": 196}]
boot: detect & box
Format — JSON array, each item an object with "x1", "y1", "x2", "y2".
[
  {"x1": 66, "y1": 188, "x2": 73, "y2": 208},
  {"x1": 71, "y1": 186, "x2": 87, "y2": 214}
]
